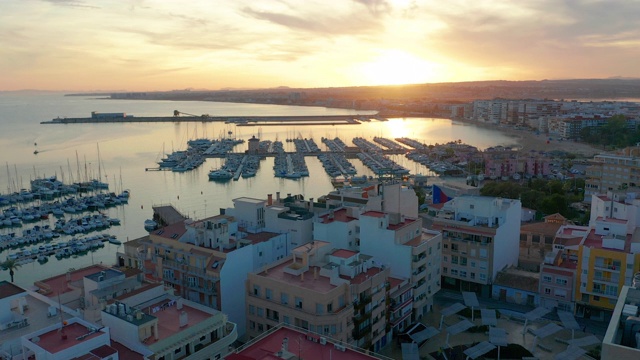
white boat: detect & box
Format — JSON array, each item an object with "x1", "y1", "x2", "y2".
[
  {"x1": 108, "y1": 236, "x2": 122, "y2": 245},
  {"x1": 208, "y1": 169, "x2": 233, "y2": 181},
  {"x1": 144, "y1": 219, "x2": 157, "y2": 231}
]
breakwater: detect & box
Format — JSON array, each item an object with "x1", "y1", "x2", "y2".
[{"x1": 41, "y1": 115, "x2": 380, "y2": 125}]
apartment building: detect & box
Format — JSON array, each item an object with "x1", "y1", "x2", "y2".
[
  {"x1": 102, "y1": 282, "x2": 237, "y2": 360},
  {"x1": 539, "y1": 248, "x2": 578, "y2": 312},
  {"x1": 584, "y1": 150, "x2": 640, "y2": 202},
  {"x1": 432, "y1": 196, "x2": 521, "y2": 297},
  {"x1": 120, "y1": 212, "x2": 292, "y2": 337},
  {"x1": 602, "y1": 285, "x2": 640, "y2": 358},
  {"x1": 245, "y1": 241, "x2": 391, "y2": 352},
  {"x1": 359, "y1": 211, "x2": 442, "y2": 321}
]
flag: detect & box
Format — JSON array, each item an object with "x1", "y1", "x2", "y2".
[{"x1": 432, "y1": 185, "x2": 452, "y2": 204}]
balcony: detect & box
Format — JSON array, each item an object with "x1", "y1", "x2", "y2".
[
  {"x1": 352, "y1": 324, "x2": 372, "y2": 340},
  {"x1": 593, "y1": 263, "x2": 620, "y2": 273},
  {"x1": 592, "y1": 276, "x2": 619, "y2": 284}
]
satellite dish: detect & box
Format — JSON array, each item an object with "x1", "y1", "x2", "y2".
[{"x1": 32, "y1": 336, "x2": 40, "y2": 343}]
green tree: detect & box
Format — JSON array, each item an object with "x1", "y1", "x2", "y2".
[{"x1": 2, "y1": 259, "x2": 21, "y2": 283}]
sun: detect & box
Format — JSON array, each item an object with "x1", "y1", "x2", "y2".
[{"x1": 358, "y1": 50, "x2": 441, "y2": 86}]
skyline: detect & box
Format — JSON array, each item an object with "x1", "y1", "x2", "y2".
[{"x1": 2, "y1": 0, "x2": 639, "y2": 92}]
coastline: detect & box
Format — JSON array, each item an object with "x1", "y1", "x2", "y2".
[{"x1": 450, "y1": 117, "x2": 603, "y2": 157}]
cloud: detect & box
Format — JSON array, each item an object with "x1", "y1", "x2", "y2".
[
  {"x1": 241, "y1": 4, "x2": 385, "y2": 36},
  {"x1": 40, "y1": 0, "x2": 99, "y2": 9},
  {"x1": 352, "y1": 0, "x2": 391, "y2": 16}
]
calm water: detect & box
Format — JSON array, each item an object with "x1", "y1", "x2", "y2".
[{"x1": 0, "y1": 92, "x2": 517, "y2": 286}]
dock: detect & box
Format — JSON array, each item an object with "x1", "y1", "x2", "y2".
[{"x1": 41, "y1": 114, "x2": 385, "y2": 125}]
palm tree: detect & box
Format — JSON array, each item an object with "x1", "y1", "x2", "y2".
[{"x1": 2, "y1": 259, "x2": 21, "y2": 283}]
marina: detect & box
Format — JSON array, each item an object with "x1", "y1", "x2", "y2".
[{"x1": 0, "y1": 93, "x2": 521, "y2": 286}]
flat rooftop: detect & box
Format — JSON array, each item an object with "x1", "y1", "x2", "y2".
[
  {"x1": 243, "y1": 231, "x2": 281, "y2": 244},
  {"x1": 234, "y1": 197, "x2": 266, "y2": 204},
  {"x1": 143, "y1": 299, "x2": 214, "y2": 343},
  {"x1": 260, "y1": 262, "x2": 335, "y2": 293},
  {"x1": 37, "y1": 264, "x2": 110, "y2": 297},
  {"x1": 152, "y1": 205, "x2": 187, "y2": 226},
  {"x1": 33, "y1": 322, "x2": 105, "y2": 354},
  {"x1": 229, "y1": 326, "x2": 380, "y2": 360},
  {"x1": 0, "y1": 280, "x2": 26, "y2": 299},
  {"x1": 319, "y1": 208, "x2": 357, "y2": 224}
]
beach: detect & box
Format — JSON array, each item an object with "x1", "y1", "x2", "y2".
[{"x1": 455, "y1": 119, "x2": 603, "y2": 157}]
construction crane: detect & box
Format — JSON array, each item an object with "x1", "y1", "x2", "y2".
[{"x1": 173, "y1": 110, "x2": 210, "y2": 118}]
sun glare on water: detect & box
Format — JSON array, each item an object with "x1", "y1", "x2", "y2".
[{"x1": 359, "y1": 50, "x2": 440, "y2": 86}]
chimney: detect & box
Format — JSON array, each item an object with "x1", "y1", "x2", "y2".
[
  {"x1": 179, "y1": 311, "x2": 188, "y2": 327},
  {"x1": 309, "y1": 198, "x2": 314, "y2": 211},
  {"x1": 282, "y1": 337, "x2": 289, "y2": 352},
  {"x1": 267, "y1": 194, "x2": 273, "y2": 206},
  {"x1": 314, "y1": 267, "x2": 318, "y2": 280},
  {"x1": 300, "y1": 272, "x2": 304, "y2": 282},
  {"x1": 276, "y1": 192, "x2": 280, "y2": 202}
]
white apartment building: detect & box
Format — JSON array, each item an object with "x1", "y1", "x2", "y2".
[
  {"x1": 432, "y1": 196, "x2": 521, "y2": 297},
  {"x1": 359, "y1": 211, "x2": 442, "y2": 321}
]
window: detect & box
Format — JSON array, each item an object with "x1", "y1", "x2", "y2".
[
  {"x1": 316, "y1": 303, "x2": 323, "y2": 314},
  {"x1": 249, "y1": 320, "x2": 255, "y2": 330},
  {"x1": 253, "y1": 285, "x2": 260, "y2": 296},
  {"x1": 470, "y1": 261, "x2": 476, "y2": 268},
  {"x1": 451, "y1": 255, "x2": 459, "y2": 264},
  {"x1": 281, "y1": 293, "x2": 289, "y2": 305},
  {"x1": 257, "y1": 307, "x2": 264, "y2": 317},
  {"x1": 460, "y1": 257, "x2": 467, "y2": 266},
  {"x1": 175, "y1": 348, "x2": 182, "y2": 355},
  {"x1": 459, "y1": 270, "x2": 467, "y2": 278},
  {"x1": 437, "y1": 242, "x2": 441, "y2": 249},
  {"x1": 479, "y1": 273, "x2": 486, "y2": 281},
  {"x1": 295, "y1": 297, "x2": 303, "y2": 309},
  {"x1": 249, "y1": 305, "x2": 255, "y2": 315},
  {"x1": 470, "y1": 272, "x2": 475, "y2": 280},
  {"x1": 544, "y1": 288, "x2": 551, "y2": 295},
  {"x1": 451, "y1": 269, "x2": 458, "y2": 276},
  {"x1": 451, "y1": 243, "x2": 459, "y2": 252},
  {"x1": 443, "y1": 256, "x2": 448, "y2": 263},
  {"x1": 443, "y1": 267, "x2": 448, "y2": 274},
  {"x1": 443, "y1": 243, "x2": 448, "y2": 249},
  {"x1": 555, "y1": 278, "x2": 567, "y2": 285},
  {"x1": 265, "y1": 288, "x2": 272, "y2": 300},
  {"x1": 327, "y1": 303, "x2": 333, "y2": 313},
  {"x1": 187, "y1": 276, "x2": 197, "y2": 287},
  {"x1": 283, "y1": 316, "x2": 290, "y2": 324},
  {"x1": 543, "y1": 275, "x2": 552, "y2": 283},
  {"x1": 479, "y1": 249, "x2": 487, "y2": 258}
]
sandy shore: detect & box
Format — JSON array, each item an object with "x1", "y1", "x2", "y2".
[{"x1": 456, "y1": 119, "x2": 603, "y2": 157}]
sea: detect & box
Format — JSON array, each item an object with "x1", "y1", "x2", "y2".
[{"x1": 0, "y1": 92, "x2": 518, "y2": 287}]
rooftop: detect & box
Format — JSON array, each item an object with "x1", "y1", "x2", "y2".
[
  {"x1": 152, "y1": 221, "x2": 187, "y2": 240},
  {"x1": 37, "y1": 264, "x2": 110, "y2": 297},
  {"x1": 259, "y1": 262, "x2": 336, "y2": 293},
  {"x1": 229, "y1": 325, "x2": 382, "y2": 360},
  {"x1": 31, "y1": 321, "x2": 105, "y2": 354},
  {"x1": 493, "y1": 267, "x2": 540, "y2": 293},
  {"x1": 332, "y1": 249, "x2": 358, "y2": 259},
  {"x1": 243, "y1": 231, "x2": 281, "y2": 244},
  {"x1": 0, "y1": 280, "x2": 26, "y2": 299},
  {"x1": 152, "y1": 205, "x2": 187, "y2": 226},
  {"x1": 234, "y1": 197, "x2": 266, "y2": 205},
  {"x1": 143, "y1": 299, "x2": 213, "y2": 342},
  {"x1": 85, "y1": 268, "x2": 123, "y2": 283},
  {"x1": 319, "y1": 208, "x2": 357, "y2": 224}
]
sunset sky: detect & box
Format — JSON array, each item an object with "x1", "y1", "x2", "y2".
[{"x1": 2, "y1": 0, "x2": 639, "y2": 91}]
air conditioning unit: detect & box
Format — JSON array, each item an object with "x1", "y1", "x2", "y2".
[
  {"x1": 334, "y1": 344, "x2": 346, "y2": 352},
  {"x1": 319, "y1": 337, "x2": 327, "y2": 345}
]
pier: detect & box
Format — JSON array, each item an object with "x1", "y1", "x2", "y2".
[{"x1": 41, "y1": 114, "x2": 385, "y2": 125}]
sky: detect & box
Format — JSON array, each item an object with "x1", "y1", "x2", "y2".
[{"x1": 2, "y1": 0, "x2": 640, "y2": 91}]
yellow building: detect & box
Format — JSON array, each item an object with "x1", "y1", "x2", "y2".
[{"x1": 575, "y1": 224, "x2": 640, "y2": 320}]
